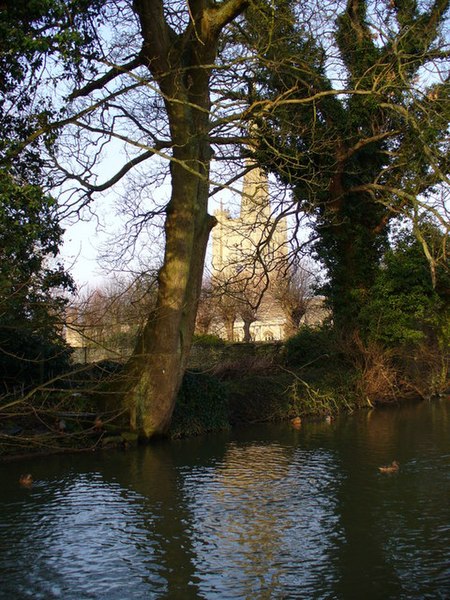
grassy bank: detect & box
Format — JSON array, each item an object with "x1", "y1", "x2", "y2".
[
  {"x1": 1, "y1": 327, "x2": 448, "y2": 458},
  {"x1": 170, "y1": 326, "x2": 449, "y2": 438}
]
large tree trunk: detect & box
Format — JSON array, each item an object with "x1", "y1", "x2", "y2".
[
  {"x1": 318, "y1": 186, "x2": 388, "y2": 333},
  {"x1": 122, "y1": 0, "x2": 248, "y2": 438},
  {"x1": 124, "y1": 164, "x2": 215, "y2": 436},
  {"x1": 123, "y1": 96, "x2": 214, "y2": 437},
  {"x1": 224, "y1": 316, "x2": 236, "y2": 342}
]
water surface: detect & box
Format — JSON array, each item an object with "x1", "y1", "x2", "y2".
[{"x1": 1, "y1": 399, "x2": 449, "y2": 599}]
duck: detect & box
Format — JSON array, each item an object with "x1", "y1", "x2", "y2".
[
  {"x1": 291, "y1": 416, "x2": 302, "y2": 429},
  {"x1": 19, "y1": 474, "x2": 33, "y2": 487},
  {"x1": 378, "y1": 460, "x2": 399, "y2": 474},
  {"x1": 94, "y1": 416, "x2": 103, "y2": 431}
]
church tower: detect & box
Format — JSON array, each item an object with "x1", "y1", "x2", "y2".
[
  {"x1": 210, "y1": 161, "x2": 289, "y2": 341},
  {"x1": 240, "y1": 161, "x2": 271, "y2": 221},
  {"x1": 211, "y1": 160, "x2": 287, "y2": 274}
]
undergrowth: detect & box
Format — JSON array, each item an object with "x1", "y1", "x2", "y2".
[{"x1": 169, "y1": 370, "x2": 230, "y2": 439}]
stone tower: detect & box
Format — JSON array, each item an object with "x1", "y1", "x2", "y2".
[
  {"x1": 211, "y1": 161, "x2": 287, "y2": 276},
  {"x1": 210, "y1": 161, "x2": 288, "y2": 341}
]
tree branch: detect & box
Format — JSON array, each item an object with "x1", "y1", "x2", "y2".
[
  {"x1": 133, "y1": 0, "x2": 177, "y2": 77},
  {"x1": 9, "y1": 83, "x2": 141, "y2": 159},
  {"x1": 207, "y1": 0, "x2": 250, "y2": 34},
  {"x1": 342, "y1": 130, "x2": 401, "y2": 161},
  {"x1": 54, "y1": 149, "x2": 160, "y2": 193},
  {"x1": 69, "y1": 56, "x2": 144, "y2": 100}
]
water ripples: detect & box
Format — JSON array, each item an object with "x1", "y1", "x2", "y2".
[
  {"x1": 1, "y1": 400, "x2": 449, "y2": 599},
  {"x1": 181, "y1": 444, "x2": 344, "y2": 598},
  {"x1": 1, "y1": 474, "x2": 166, "y2": 599}
]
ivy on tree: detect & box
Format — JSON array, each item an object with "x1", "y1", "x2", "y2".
[{"x1": 244, "y1": 0, "x2": 449, "y2": 333}]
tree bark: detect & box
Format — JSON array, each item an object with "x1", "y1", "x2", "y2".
[
  {"x1": 224, "y1": 316, "x2": 236, "y2": 342},
  {"x1": 123, "y1": 0, "x2": 248, "y2": 438}
]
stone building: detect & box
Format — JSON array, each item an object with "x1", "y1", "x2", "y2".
[
  {"x1": 207, "y1": 162, "x2": 326, "y2": 341},
  {"x1": 65, "y1": 163, "x2": 328, "y2": 361}
]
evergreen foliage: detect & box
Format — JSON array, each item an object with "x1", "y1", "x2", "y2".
[
  {"x1": 0, "y1": 0, "x2": 448, "y2": 439},
  {"x1": 170, "y1": 371, "x2": 230, "y2": 439},
  {"x1": 0, "y1": 1, "x2": 92, "y2": 392},
  {"x1": 0, "y1": 172, "x2": 73, "y2": 392},
  {"x1": 284, "y1": 325, "x2": 335, "y2": 368},
  {"x1": 243, "y1": 0, "x2": 449, "y2": 333},
  {"x1": 361, "y1": 223, "x2": 450, "y2": 349},
  {"x1": 0, "y1": 0, "x2": 103, "y2": 169},
  {"x1": 192, "y1": 333, "x2": 226, "y2": 347}
]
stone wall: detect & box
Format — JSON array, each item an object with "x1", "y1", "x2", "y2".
[
  {"x1": 70, "y1": 339, "x2": 285, "y2": 370},
  {"x1": 188, "y1": 341, "x2": 284, "y2": 371}
]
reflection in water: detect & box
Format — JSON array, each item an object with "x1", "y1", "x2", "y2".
[
  {"x1": 0, "y1": 399, "x2": 449, "y2": 599},
  {"x1": 182, "y1": 443, "x2": 343, "y2": 598},
  {"x1": 332, "y1": 400, "x2": 450, "y2": 600}
]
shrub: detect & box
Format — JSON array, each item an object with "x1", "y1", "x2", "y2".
[
  {"x1": 360, "y1": 225, "x2": 449, "y2": 349},
  {"x1": 192, "y1": 333, "x2": 226, "y2": 347},
  {"x1": 283, "y1": 326, "x2": 334, "y2": 368},
  {"x1": 226, "y1": 372, "x2": 294, "y2": 424},
  {"x1": 358, "y1": 224, "x2": 450, "y2": 397},
  {"x1": 286, "y1": 375, "x2": 357, "y2": 417},
  {"x1": 169, "y1": 370, "x2": 229, "y2": 438}
]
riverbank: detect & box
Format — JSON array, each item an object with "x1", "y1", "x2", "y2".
[{"x1": 1, "y1": 334, "x2": 448, "y2": 460}]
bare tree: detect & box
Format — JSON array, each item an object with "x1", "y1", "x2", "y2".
[
  {"x1": 67, "y1": 273, "x2": 158, "y2": 360},
  {"x1": 275, "y1": 261, "x2": 316, "y2": 338},
  {"x1": 238, "y1": 297, "x2": 259, "y2": 342},
  {"x1": 195, "y1": 279, "x2": 217, "y2": 336},
  {"x1": 48, "y1": 1, "x2": 251, "y2": 436},
  {"x1": 213, "y1": 279, "x2": 240, "y2": 342},
  {"x1": 7, "y1": 0, "x2": 448, "y2": 439}
]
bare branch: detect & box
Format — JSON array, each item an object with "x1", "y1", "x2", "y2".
[{"x1": 69, "y1": 56, "x2": 145, "y2": 100}]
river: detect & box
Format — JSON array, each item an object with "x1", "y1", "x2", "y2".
[{"x1": 1, "y1": 398, "x2": 449, "y2": 599}]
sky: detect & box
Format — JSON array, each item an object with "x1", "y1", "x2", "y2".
[
  {"x1": 61, "y1": 217, "x2": 109, "y2": 291},
  {"x1": 60, "y1": 183, "x2": 225, "y2": 292},
  {"x1": 59, "y1": 157, "x2": 250, "y2": 291},
  {"x1": 59, "y1": 162, "x2": 312, "y2": 295}
]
